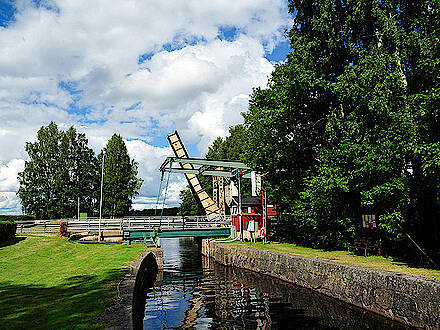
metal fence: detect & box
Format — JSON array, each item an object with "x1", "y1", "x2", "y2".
[{"x1": 16, "y1": 215, "x2": 232, "y2": 233}]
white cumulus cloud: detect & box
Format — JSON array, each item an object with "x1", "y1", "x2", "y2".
[
  {"x1": 0, "y1": 159, "x2": 25, "y2": 192},
  {"x1": 0, "y1": 0, "x2": 292, "y2": 214}
]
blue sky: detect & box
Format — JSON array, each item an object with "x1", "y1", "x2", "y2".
[{"x1": 0, "y1": 0, "x2": 293, "y2": 213}]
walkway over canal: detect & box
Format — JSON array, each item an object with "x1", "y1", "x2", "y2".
[
  {"x1": 16, "y1": 216, "x2": 233, "y2": 240},
  {"x1": 121, "y1": 216, "x2": 232, "y2": 240}
]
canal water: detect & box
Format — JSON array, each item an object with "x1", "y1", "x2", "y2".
[{"x1": 141, "y1": 238, "x2": 406, "y2": 329}]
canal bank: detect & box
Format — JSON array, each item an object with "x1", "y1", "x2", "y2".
[
  {"x1": 202, "y1": 239, "x2": 440, "y2": 329},
  {"x1": 98, "y1": 248, "x2": 163, "y2": 330},
  {"x1": 141, "y1": 238, "x2": 404, "y2": 329}
]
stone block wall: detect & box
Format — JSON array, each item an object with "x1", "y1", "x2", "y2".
[{"x1": 202, "y1": 240, "x2": 440, "y2": 329}]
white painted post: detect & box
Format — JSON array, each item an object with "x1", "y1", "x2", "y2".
[
  {"x1": 261, "y1": 175, "x2": 268, "y2": 244},
  {"x1": 99, "y1": 153, "x2": 105, "y2": 241}
]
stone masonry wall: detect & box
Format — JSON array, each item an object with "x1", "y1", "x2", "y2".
[{"x1": 202, "y1": 239, "x2": 440, "y2": 329}]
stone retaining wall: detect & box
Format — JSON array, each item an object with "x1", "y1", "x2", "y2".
[
  {"x1": 202, "y1": 239, "x2": 440, "y2": 329},
  {"x1": 99, "y1": 248, "x2": 163, "y2": 330}
]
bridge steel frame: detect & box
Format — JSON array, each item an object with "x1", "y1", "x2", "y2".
[
  {"x1": 159, "y1": 157, "x2": 252, "y2": 179},
  {"x1": 159, "y1": 156, "x2": 265, "y2": 241}
]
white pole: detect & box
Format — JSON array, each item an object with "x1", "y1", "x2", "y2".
[
  {"x1": 99, "y1": 153, "x2": 105, "y2": 241},
  {"x1": 263, "y1": 177, "x2": 267, "y2": 244},
  {"x1": 77, "y1": 196, "x2": 80, "y2": 220}
]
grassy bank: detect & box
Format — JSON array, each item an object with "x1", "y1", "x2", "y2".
[
  {"x1": 0, "y1": 234, "x2": 146, "y2": 329},
  {"x1": 223, "y1": 241, "x2": 440, "y2": 281}
]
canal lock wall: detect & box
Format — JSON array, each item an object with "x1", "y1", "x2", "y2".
[
  {"x1": 98, "y1": 248, "x2": 163, "y2": 330},
  {"x1": 202, "y1": 239, "x2": 440, "y2": 329}
]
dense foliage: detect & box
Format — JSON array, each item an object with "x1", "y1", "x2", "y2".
[
  {"x1": 99, "y1": 134, "x2": 143, "y2": 217},
  {"x1": 243, "y1": 0, "x2": 440, "y2": 260},
  {"x1": 0, "y1": 215, "x2": 35, "y2": 221},
  {"x1": 0, "y1": 221, "x2": 16, "y2": 242},
  {"x1": 18, "y1": 124, "x2": 142, "y2": 219},
  {"x1": 18, "y1": 123, "x2": 99, "y2": 219},
  {"x1": 0, "y1": 221, "x2": 17, "y2": 242},
  {"x1": 206, "y1": 125, "x2": 252, "y2": 197},
  {"x1": 206, "y1": 125, "x2": 249, "y2": 161},
  {"x1": 177, "y1": 188, "x2": 205, "y2": 216}
]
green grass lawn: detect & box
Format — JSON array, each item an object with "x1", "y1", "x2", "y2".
[
  {"x1": 222, "y1": 241, "x2": 440, "y2": 281},
  {"x1": 0, "y1": 234, "x2": 146, "y2": 329}
]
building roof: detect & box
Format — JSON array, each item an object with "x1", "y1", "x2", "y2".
[{"x1": 229, "y1": 195, "x2": 261, "y2": 207}]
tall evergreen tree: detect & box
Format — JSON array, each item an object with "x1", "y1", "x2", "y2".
[
  {"x1": 100, "y1": 134, "x2": 142, "y2": 217},
  {"x1": 60, "y1": 127, "x2": 100, "y2": 217}
]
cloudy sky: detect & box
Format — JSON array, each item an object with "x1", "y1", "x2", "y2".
[{"x1": 0, "y1": 0, "x2": 292, "y2": 214}]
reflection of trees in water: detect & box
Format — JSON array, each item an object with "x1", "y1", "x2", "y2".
[
  {"x1": 179, "y1": 238, "x2": 202, "y2": 271},
  {"x1": 203, "y1": 257, "x2": 407, "y2": 330},
  {"x1": 201, "y1": 256, "x2": 279, "y2": 329},
  {"x1": 143, "y1": 239, "x2": 407, "y2": 329}
]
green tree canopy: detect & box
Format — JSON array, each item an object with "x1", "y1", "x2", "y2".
[
  {"x1": 61, "y1": 127, "x2": 100, "y2": 217},
  {"x1": 100, "y1": 134, "x2": 142, "y2": 217},
  {"x1": 18, "y1": 123, "x2": 99, "y2": 219},
  {"x1": 206, "y1": 125, "x2": 249, "y2": 161},
  {"x1": 177, "y1": 189, "x2": 204, "y2": 216},
  {"x1": 243, "y1": 0, "x2": 440, "y2": 256}
]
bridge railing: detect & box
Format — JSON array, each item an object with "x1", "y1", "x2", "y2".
[{"x1": 16, "y1": 215, "x2": 232, "y2": 233}]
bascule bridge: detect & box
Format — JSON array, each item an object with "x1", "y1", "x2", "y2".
[{"x1": 124, "y1": 130, "x2": 272, "y2": 244}]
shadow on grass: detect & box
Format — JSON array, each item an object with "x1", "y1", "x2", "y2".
[
  {"x1": 388, "y1": 253, "x2": 440, "y2": 273},
  {"x1": 377, "y1": 241, "x2": 440, "y2": 272},
  {"x1": 0, "y1": 269, "x2": 125, "y2": 329},
  {"x1": 0, "y1": 236, "x2": 26, "y2": 249}
]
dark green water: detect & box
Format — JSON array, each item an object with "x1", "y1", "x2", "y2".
[{"x1": 142, "y1": 238, "x2": 407, "y2": 329}]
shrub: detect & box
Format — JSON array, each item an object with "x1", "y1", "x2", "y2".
[
  {"x1": 0, "y1": 215, "x2": 35, "y2": 221},
  {"x1": 0, "y1": 221, "x2": 17, "y2": 242}
]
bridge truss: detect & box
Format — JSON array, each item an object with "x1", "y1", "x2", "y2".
[
  {"x1": 165, "y1": 131, "x2": 251, "y2": 221},
  {"x1": 160, "y1": 131, "x2": 268, "y2": 242}
]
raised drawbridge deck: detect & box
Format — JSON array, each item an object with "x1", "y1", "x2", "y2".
[{"x1": 167, "y1": 131, "x2": 221, "y2": 220}]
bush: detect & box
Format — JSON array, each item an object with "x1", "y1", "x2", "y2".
[
  {"x1": 0, "y1": 221, "x2": 17, "y2": 242},
  {"x1": 0, "y1": 215, "x2": 35, "y2": 221}
]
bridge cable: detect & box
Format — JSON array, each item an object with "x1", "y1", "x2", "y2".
[
  {"x1": 159, "y1": 160, "x2": 173, "y2": 226},
  {"x1": 154, "y1": 171, "x2": 165, "y2": 216}
]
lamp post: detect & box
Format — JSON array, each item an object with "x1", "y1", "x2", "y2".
[{"x1": 99, "y1": 153, "x2": 105, "y2": 241}]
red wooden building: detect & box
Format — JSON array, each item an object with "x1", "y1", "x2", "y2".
[{"x1": 230, "y1": 196, "x2": 277, "y2": 237}]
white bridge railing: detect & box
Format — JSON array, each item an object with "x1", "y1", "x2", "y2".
[{"x1": 16, "y1": 215, "x2": 232, "y2": 233}]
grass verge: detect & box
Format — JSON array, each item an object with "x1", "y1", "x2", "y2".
[
  {"x1": 0, "y1": 234, "x2": 146, "y2": 329},
  {"x1": 222, "y1": 241, "x2": 440, "y2": 281}
]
